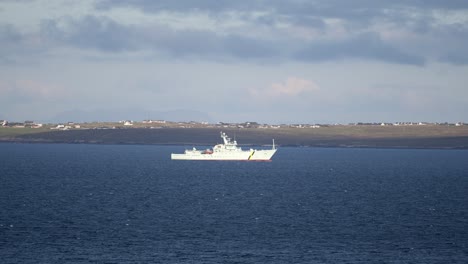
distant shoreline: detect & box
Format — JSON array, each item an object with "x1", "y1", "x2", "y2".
[
  {"x1": 2, "y1": 127, "x2": 468, "y2": 149},
  {"x1": 2, "y1": 140, "x2": 468, "y2": 150}
]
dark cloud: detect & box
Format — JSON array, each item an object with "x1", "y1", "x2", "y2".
[
  {"x1": 432, "y1": 24, "x2": 468, "y2": 65},
  {"x1": 3, "y1": 0, "x2": 468, "y2": 66},
  {"x1": 294, "y1": 33, "x2": 425, "y2": 65},
  {"x1": 0, "y1": 24, "x2": 22, "y2": 43},
  {"x1": 439, "y1": 54, "x2": 468, "y2": 65},
  {"x1": 92, "y1": 0, "x2": 468, "y2": 42},
  {"x1": 0, "y1": 24, "x2": 23, "y2": 62},
  {"x1": 33, "y1": 13, "x2": 465, "y2": 66},
  {"x1": 95, "y1": 0, "x2": 258, "y2": 13},
  {"x1": 89, "y1": 0, "x2": 468, "y2": 65},
  {"x1": 96, "y1": 0, "x2": 468, "y2": 12},
  {"x1": 67, "y1": 16, "x2": 138, "y2": 52},
  {"x1": 41, "y1": 16, "x2": 139, "y2": 52},
  {"x1": 95, "y1": 0, "x2": 468, "y2": 21},
  {"x1": 0, "y1": 23, "x2": 49, "y2": 64},
  {"x1": 408, "y1": 0, "x2": 468, "y2": 9},
  {"x1": 39, "y1": 15, "x2": 277, "y2": 60},
  {"x1": 93, "y1": 0, "x2": 468, "y2": 36}
]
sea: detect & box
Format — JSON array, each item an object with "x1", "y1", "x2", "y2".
[{"x1": 1, "y1": 143, "x2": 467, "y2": 263}]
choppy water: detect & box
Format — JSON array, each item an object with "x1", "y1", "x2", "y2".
[{"x1": 1, "y1": 143, "x2": 467, "y2": 263}]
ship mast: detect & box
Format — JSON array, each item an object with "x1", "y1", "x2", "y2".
[{"x1": 220, "y1": 132, "x2": 229, "y2": 145}]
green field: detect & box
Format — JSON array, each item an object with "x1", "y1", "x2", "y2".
[
  {"x1": 0, "y1": 127, "x2": 51, "y2": 137},
  {"x1": 2, "y1": 125, "x2": 468, "y2": 148}
]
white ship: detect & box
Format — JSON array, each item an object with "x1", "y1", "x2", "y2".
[{"x1": 171, "y1": 132, "x2": 277, "y2": 161}]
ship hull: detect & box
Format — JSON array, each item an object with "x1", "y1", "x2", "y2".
[
  {"x1": 171, "y1": 132, "x2": 277, "y2": 161},
  {"x1": 171, "y1": 149, "x2": 277, "y2": 161}
]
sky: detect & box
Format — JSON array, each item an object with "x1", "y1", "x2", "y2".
[{"x1": 1, "y1": 0, "x2": 468, "y2": 124}]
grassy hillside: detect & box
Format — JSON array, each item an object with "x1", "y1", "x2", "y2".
[
  {"x1": 0, "y1": 127, "x2": 51, "y2": 138},
  {"x1": 2, "y1": 126, "x2": 468, "y2": 148}
]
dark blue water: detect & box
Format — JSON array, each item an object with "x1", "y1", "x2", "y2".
[{"x1": 1, "y1": 143, "x2": 467, "y2": 263}]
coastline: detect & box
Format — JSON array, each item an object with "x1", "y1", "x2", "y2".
[{"x1": 2, "y1": 127, "x2": 468, "y2": 149}]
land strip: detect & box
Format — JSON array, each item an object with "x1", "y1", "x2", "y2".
[{"x1": 1, "y1": 126, "x2": 468, "y2": 149}]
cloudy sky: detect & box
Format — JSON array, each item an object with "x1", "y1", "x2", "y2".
[{"x1": 1, "y1": 0, "x2": 468, "y2": 123}]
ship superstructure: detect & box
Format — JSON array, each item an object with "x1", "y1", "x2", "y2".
[{"x1": 171, "y1": 132, "x2": 277, "y2": 161}]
